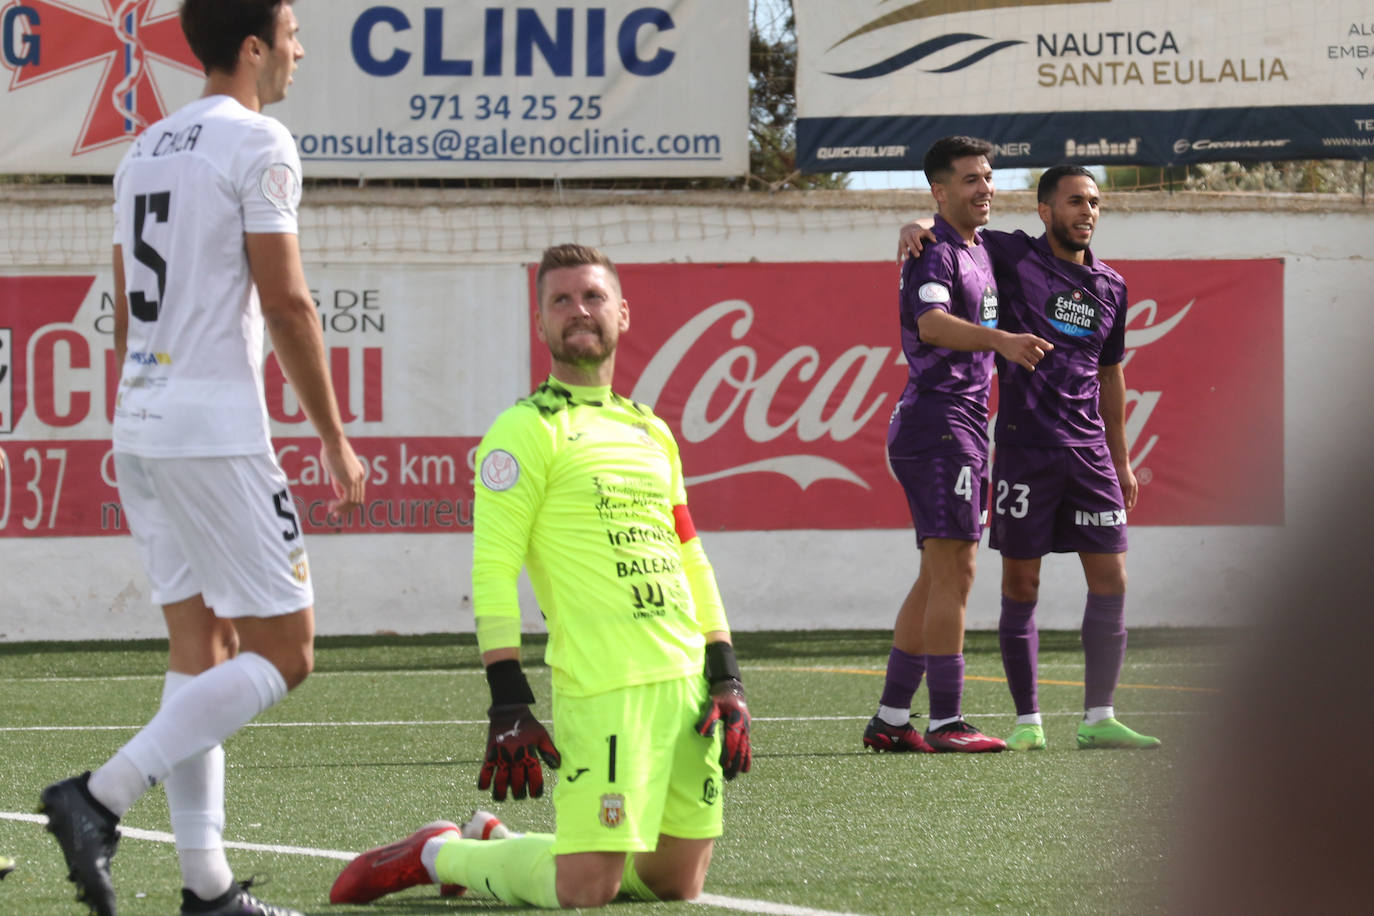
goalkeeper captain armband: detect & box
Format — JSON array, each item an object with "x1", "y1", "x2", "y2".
[
  {"x1": 703, "y1": 640, "x2": 742, "y2": 688},
  {"x1": 485, "y1": 658, "x2": 537, "y2": 707}
]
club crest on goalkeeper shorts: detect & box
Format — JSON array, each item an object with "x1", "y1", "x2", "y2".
[{"x1": 600, "y1": 794, "x2": 626, "y2": 828}]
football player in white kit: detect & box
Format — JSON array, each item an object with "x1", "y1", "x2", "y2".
[{"x1": 39, "y1": 3, "x2": 365, "y2": 915}]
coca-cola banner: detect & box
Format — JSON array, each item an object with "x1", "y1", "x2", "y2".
[
  {"x1": 532, "y1": 260, "x2": 1284, "y2": 530},
  {"x1": 2, "y1": 258, "x2": 1283, "y2": 538}
]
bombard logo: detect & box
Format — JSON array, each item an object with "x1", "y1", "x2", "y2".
[
  {"x1": 1, "y1": 0, "x2": 201, "y2": 155},
  {"x1": 823, "y1": 0, "x2": 1109, "y2": 79}
]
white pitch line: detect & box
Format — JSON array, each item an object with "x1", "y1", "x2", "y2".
[
  {"x1": 2, "y1": 811, "x2": 867, "y2": 916},
  {"x1": 0, "y1": 811, "x2": 356, "y2": 861},
  {"x1": 3, "y1": 661, "x2": 1220, "y2": 685},
  {"x1": 1, "y1": 670, "x2": 490, "y2": 684},
  {"x1": 692, "y1": 892, "x2": 869, "y2": 916},
  {"x1": 0, "y1": 709, "x2": 1205, "y2": 733}
]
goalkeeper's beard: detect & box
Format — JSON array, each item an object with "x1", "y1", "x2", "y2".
[{"x1": 548, "y1": 325, "x2": 617, "y2": 370}]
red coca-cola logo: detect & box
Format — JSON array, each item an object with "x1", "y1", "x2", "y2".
[{"x1": 532, "y1": 260, "x2": 1284, "y2": 530}]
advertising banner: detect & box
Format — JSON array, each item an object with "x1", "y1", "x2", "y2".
[
  {"x1": 2, "y1": 256, "x2": 1284, "y2": 538},
  {"x1": 0, "y1": 266, "x2": 525, "y2": 537},
  {"x1": 794, "y1": 0, "x2": 1374, "y2": 171},
  {"x1": 0, "y1": 0, "x2": 747, "y2": 178},
  {"x1": 533, "y1": 259, "x2": 1285, "y2": 530}
]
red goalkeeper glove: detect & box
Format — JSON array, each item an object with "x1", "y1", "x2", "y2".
[
  {"x1": 695, "y1": 642, "x2": 752, "y2": 780},
  {"x1": 477, "y1": 659, "x2": 560, "y2": 801},
  {"x1": 479, "y1": 703, "x2": 561, "y2": 801}
]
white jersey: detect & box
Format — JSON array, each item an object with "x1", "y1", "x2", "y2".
[{"x1": 111, "y1": 94, "x2": 302, "y2": 457}]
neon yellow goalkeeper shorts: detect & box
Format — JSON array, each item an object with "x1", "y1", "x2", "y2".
[{"x1": 550, "y1": 675, "x2": 723, "y2": 854}]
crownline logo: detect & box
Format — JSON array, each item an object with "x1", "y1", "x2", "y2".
[{"x1": 1, "y1": 0, "x2": 201, "y2": 155}]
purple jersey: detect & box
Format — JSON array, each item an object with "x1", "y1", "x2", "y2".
[
  {"x1": 890, "y1": 214, "x2": 1000, "y2": 458},
  {"x1": 981, "y1": 229, "x2": 1127, "y2": 447}
]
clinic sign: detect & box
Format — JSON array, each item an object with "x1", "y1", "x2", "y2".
[
  {"x1": 794, "y1": 0, "x2": 1374, "y2": 171},
  {"x1": 0, "y1": 1, "x2": 747, "y2": 178}
]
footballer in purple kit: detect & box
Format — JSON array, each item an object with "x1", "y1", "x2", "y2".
[
  {"x1": 900, "y1": 165, "x2": 1161, "y2": 752},
  {"x1": 866, "y1": 137, "x2": 1051, "y2": 755}
]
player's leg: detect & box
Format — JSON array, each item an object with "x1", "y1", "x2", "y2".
[
  {"x1": 84, "y1": 456, "x2": 311, "y2": 813},
  {"x1": 866, "y1": 572, "x2": 933, "y2": 751},
  {"x1": 990, "y1": 445, "x2": 1063, "y2": 751},
  {"x1": 1075, "y1": 551, "x2": 1157, "y2": 748},
  {"x1": 867, "y1": 454, "x2": 936, "y2": 750},
  {"x1": 40, "y1": 452, "x2": 194, "y2": 915},
  {"x1": 1080, "y1": 550, "x2": 1128, "y2": 718},
  {"x1": 1059, "y1": 446, "x2": 1158, "y2": 749},
  {"x1": 160, "y1": 596, "x2": 237, "y2": 903},
  {"x1": 435, "y1": 683, "x2": 673, "y2": 908},
  {"x1": 913, "y1": 454, "x2": 1002, "y2": 750},
  {"x1": 632, "y1": 836, "x2": 714, "y2": 901},
  {"x1": 921, "y1": 535, "x2": 978, "y2": 723},
  {"x1": 888, "y1": 572, "x2": 930, "y2": 696},
  {"x1": 92, "y1": 455, "x2": 311, "y2": 913},
  {"x1": 628, "y1": 672, "x2": 722, "y2": 901},
  {"x1": 555, "y1": 852, "x2": 629, "y2": 908},
  {"x1": 921, "y1": 537, "x2": 1002, "y2": 750},
  {"x1": 1000, "y1": 557, "x2": 1046, "y2": 751},
  {"x1": 874, "y1": 454, "x2": 988, "y2": 751}
]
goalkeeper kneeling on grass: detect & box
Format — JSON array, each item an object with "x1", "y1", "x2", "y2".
[{"x1": 331, "y1": 243, "x2": 752, "y2": 909}]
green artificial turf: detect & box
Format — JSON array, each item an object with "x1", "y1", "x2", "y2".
[{"x1": 0, "y1": 630, "x2": 1225, "y2": 914}]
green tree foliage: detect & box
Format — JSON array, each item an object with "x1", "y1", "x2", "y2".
[
  {"x1": 1104, "y1": 161, "x2": 1369, "y2": 194},
  {"x1": 748, "y1": 1, "x2": 847, "y2": 190}
]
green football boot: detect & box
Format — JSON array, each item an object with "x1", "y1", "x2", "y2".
[
  {"x1": 1005, "y1": 722, "x2": 1046, "y2": 751},
  {"x1": 1076, "y1": 717, "x2": 1161, "y2": 749}
]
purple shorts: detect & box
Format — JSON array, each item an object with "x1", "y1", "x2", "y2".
[
  {"x1": 988, "y1": 443, "x2": 1128, "y2": 558},
  {"x1": 890, "y1": 451, "x2": 988, "y2": 547}
]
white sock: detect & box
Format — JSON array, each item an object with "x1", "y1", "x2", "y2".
[
  {"x1": 421, "y1": 832, "x2": 460, "y2": 883},
  {"x1": 178, "y1": 849, "x2": 234, "y2": 902},
  {"x1": 161, "y1": 672, "x2": 233, "y2": 901},
  {"x1": 89, "y1": 652, "x2": 287, "y2": 816},
  {"x1": 1016, "y1": 713, "x2": 1044, "y2": 726},
  {"x1": 877, "y1": 705, "x2": 910, "y2": 728},
  {"x1": 927, "y1": 715, "x2": 962, "y2": 731},
  {"x1": 1084, "y1": 706, "x2": 1114, "y2": 726},
  {"x1": 86, "y1": 753, "x2": 145, "y2": 818}
]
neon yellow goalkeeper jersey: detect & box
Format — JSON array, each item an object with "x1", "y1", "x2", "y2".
[{"x1": 473, "y1": 377, "x2": 729, "y2": 697}]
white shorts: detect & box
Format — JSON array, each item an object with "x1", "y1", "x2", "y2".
[{"x1": 114, "y1": 452, "x2": 314, "y2": 617}]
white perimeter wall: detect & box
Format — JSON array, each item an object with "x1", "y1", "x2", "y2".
[{"x1": 2, "y1": 188, "x2": 1370, "y2": 640}]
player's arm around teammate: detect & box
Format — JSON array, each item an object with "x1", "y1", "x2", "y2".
[{"x1": 897, "y1": 220, "x2": 1050, "y2": 372}]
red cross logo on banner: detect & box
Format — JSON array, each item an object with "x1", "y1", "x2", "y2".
[{"x1": 1, "y1": 0, "x2": 202, "y2": 155}]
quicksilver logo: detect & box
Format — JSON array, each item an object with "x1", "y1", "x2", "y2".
[{"x1": 816, "y1": 145, "x2": 909, "y2": 160}]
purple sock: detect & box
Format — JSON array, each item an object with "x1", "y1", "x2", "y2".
[
  {"x1": 1082, "y1": 592, "x2": 1127, "y2": 709},
  {"x1": 925, "y1": 654, "x2": 965, "y2": 722},
  {"x1": 999, "y1": 596, "x2": 1040, "y2": 716},
  {"x1": 879, "y1": 647, "x2": 926, "y2": 710}
]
